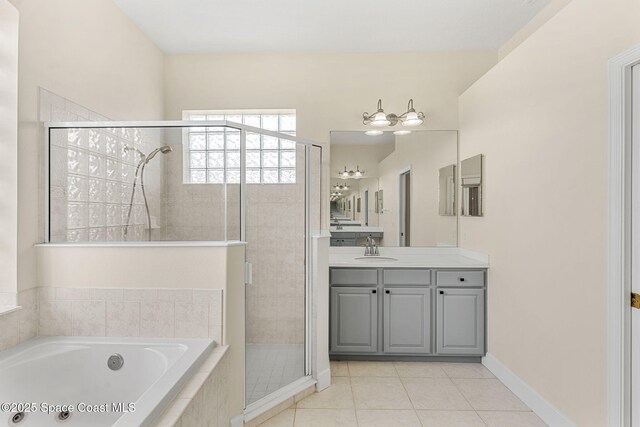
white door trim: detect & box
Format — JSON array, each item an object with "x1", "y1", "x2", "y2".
[
  {"x1": 398, "y1": 165, "x2": 412, "y2": 246},
  {"x1": 607, "y1": 44, "x2": 640, "y2": 427}
]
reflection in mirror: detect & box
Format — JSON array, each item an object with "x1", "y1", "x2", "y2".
[
  {"x1": 330, "y1": 130, "x2": 458, "y2": 247},
  {"x1": 439, "y1": 164, "x2": 456, "y2": 216},
  {"x1": 461, "y1": 154, "x2": 483, "y2": 217}
]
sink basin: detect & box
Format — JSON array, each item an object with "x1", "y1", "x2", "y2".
[{"x1": 354, "y1": 256, "x2": 398, "y2": 263}]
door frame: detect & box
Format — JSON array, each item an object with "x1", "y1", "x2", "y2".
[
  {"x1": 398, "y1": 165, "x2": 412, "y2": 246},
  {"x1": 607, "y1": 44, "x2": 640, "y2": 427}
]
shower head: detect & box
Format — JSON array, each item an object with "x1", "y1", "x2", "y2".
[{"x1": 145, "y1": 145, "x2": 173, "y2": 163}]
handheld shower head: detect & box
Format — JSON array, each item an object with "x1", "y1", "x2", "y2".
[{"x1": 145, "y1": 145, "x2": 173, "y2": 163}]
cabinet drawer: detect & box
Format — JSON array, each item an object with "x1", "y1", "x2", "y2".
[
  {"x1": 331, "y1": 268, "x2": 378, "y2": 285},
  {"x1": 383, "y1": 269, "x2": 430, "y2": 285},
  {"x1": 436, "y1": 270, "x2": 485, "y2": 287}
]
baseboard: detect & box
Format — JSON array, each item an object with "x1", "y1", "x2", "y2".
[
  {"x1": 482, "y1": 353, "x2": 575, "y2": 427},
  {"x1": 230, "y1": 414, "x2": 244, "y2": 427},
  {"x1": 315, "y1": 367, "x2": 331, "y2": 391}
]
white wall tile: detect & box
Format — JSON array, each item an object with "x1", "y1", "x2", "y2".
[
  {"x1": 39, "y1": 301, "x2": 72, "y2": 336},
  {"x1": 140, "y1": 301, "x2": 175, "y2": 338},
  {"x1": 72, "y1": 300, "x2": 106, "y2": 336},
  {"x1": 106, "y1": 301, "x2": 140, "y2": 337},
  {"x1": 175, "y1": 302, "x2": 208, "y2": 338}
]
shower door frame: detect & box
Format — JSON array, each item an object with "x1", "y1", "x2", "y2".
[{"x1": 43, "y1": 120, "x2": 323, "y2": 414}]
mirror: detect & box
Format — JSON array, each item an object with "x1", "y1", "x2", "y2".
[
  {"x1": 330, "y1": 130, "x2": 458, "y2": 247},
  {"x1": 438, "y1": 164, "x2": 456, "y2": 216},
  {"x1": 461, "y1": 154, "x2": 483, "y2": 217}
]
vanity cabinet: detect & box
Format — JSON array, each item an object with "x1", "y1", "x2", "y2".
[
  {"x1": 383, "y1": 287, "x2": 431, "y2": 354},
  {"x1": 330, "y1": 267, "x2": 487, "y2": 359},
  {"x1": 436, "y1": 288, "x2": 484, "y2": 355},
  {"x1": 330, "y1": 287, "x2": 378, "y2": 353},
  {"x1": 330, "y1": 231, "x2": 383, "y2": 247}
]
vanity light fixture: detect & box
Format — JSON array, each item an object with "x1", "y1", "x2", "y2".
[
  {"x1": 393, "y1": 130, "x2": 411, "y2": 136},
  {"x1": 333, "y1": 182, "x2": 350, "y2": 191},
  {"x1": 338, "y1": 166, "x2": 365, "y2": 179},
  {"x1": 365, "y1": 130, "x2": 384, "y2": 136},
  {"x1": 363, "y1": 99, "x2": 425, "y2": 128}
]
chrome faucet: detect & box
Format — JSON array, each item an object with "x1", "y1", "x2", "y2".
[
  {"x1": 364, "y1": 237, "x2": 379, "y2": 256},
  {"x1": 335, "y1": 219, "x2": 343, "y2": 230}
]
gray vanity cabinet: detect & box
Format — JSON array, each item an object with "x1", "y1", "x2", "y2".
[
  {"x1": 383, "y1": 287, "x2": 431, "y2": 354},
  {"x1": 330, "y1": 287, "x2": 378, "y2": 353},
  {"x1": 436, "y1": 288, "x2": 485, "y2": 355}
]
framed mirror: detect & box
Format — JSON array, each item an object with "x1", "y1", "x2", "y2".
[
  {"x1": 461, "y1": 154, "x2": 483, "y2": 217},
  {"x1": 329, "y1": 130, "x2": 458, "y2": 247}
]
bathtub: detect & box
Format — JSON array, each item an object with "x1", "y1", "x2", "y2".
[{"x1": 0, "y1": 336, "x2": 215, "y2": 426}]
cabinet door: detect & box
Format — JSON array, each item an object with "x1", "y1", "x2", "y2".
[
  {"x1": 436, "y1": 289, "x2": 485, "y2": 355},
  {"x1": 383, "y1": 287, "x2": 431, "y2": 354},
  {"x1": 331, "y1": 287, "x2": 378, "y2": 353}
]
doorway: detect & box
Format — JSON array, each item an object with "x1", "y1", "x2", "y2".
[
  {"x1": 364, "y1": 190, "x2": 369, "y2": 226},
  {"x1": 608, "y1": 45, "x2": 640, "y2": 427},
  {"x1": 399, "y1": 168, "x2": 411, "y2": 246},
  {"x1": 632, "y1": 63, "x2": 640, "y2": 427}
]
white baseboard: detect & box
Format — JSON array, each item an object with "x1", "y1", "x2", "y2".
[
  {"x1": 482, "y1": 353, "x2": 575, "y2": 427},
  {"x1": 230, "y1": 414, "x2": 244, "y2": 427},
  {"x1": 315, "y1": 367, "x2": 331, "y2": 391}
]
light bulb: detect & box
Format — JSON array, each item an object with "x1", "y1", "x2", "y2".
[
  {"x1": 370, "y1": 111, "x2": 391, "y2": 127},
  {"x1": 394, "y1": 130, "x2": 411, "y2": 136},
  {"x1": 365, "y1": 130, "x2": 383, "y2": 136},
  {"x1": 402, "y1": 111, "x2": 423, "y2": 127}
]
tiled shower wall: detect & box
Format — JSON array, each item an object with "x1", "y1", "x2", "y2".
[
  {"x1": 162, "y1": 147, "x2": 307, "y2": 345},
  {"x1": 41, "y1": 89, "x2": 163, "y2": 242}
]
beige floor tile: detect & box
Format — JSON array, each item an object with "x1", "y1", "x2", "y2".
[
  {"x1": 331, "y1": 361, "x2": 350, "y2": 377},
  {"x1": 297, "y1": 377, "x2": 354, "y2": 409},
  {"x1": 293, "y1": 409, "x2": 357, "y2": 427},
  {"x1": 402, "y1": 378, "x2": 472, "y2": 411},
  {"x1": 440, "y1": 363, "x2": 495, "y2": 379},
  {"x1": 416, "y1": 410, "x2": 486, "y2": 427},
  {"x1": 453, "y1": 379, "x2": 529, "y2": 411},
  {"x1": 348, "y1": 361, "x2": 398, "y2": 377},
  {"x1": 478, "y1": 411, "x2": 547, "y2": 427},
  {"x1": 393, "y1": 362, "x2": 447, "y2": 378},
  {"x1": 356, "y1": 409, "x2": 422, "y2": 427},
  {"x1": 351, "y1": 376, "x2": 413, "y2": 410},
  {"x1": 258, "y1": 409, "x2": 295, "y2": 427}
]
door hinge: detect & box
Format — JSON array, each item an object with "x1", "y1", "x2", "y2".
[{"x1": 632, "y1": 292, "x2": 640, "y2": 309}]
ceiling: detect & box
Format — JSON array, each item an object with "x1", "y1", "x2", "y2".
[{"x1": 112, "y1": 0, "x2": 551, "y2": 54}]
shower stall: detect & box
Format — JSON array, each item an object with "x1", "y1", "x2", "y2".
[{"x1": 44, "y1": 113, "x2": 323, "y2": 411}]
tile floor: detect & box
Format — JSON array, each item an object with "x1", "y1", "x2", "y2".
[
  {"x1": 258, "y1": 361, "x2": 547, "y2": 427},
  {"x1": 246, "y1": 344, "x2": 305, "y2": 404}
]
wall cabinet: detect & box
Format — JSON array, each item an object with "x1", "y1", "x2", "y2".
[{"x1": 330, "y1": 267, "x2": 487, "y2": 358}]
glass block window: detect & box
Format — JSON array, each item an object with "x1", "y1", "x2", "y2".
[{"x1": 184, "y1": 112, "x2": 296, "y2": 184}]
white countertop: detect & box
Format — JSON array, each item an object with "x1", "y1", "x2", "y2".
[
  {"x1": 329, "y1": 247, "x2": 489, "y2": 268},
  {"x1": 330, "y1": 220, "x2": 361, "y2": 225},
  {"x1": 330, "y1": 226, "x2": 383, "y2": 233}
]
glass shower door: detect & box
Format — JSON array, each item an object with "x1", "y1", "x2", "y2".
[{"x1": 243, "y1": 127, "x2": 309, "y2": 406}]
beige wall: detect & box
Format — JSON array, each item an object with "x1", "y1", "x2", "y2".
[
  {"x1": 15, "y1": 0, "x2": 164, "y2": 291},
  {"x1": 378, "y1": 131, "x2": 458, "y2": 246},
  {"x1": 0, "y1": 0, "x2": 18, "y2": 294},
  {"x1": 330, "y1": 142, "x2": 395, "y2": 179},
  {"x1": 458, "y1": 0, "x2": 640, "y2": 424},
  {"x1": 36, "y1": 244, "x2": 240, "y2": 289}
]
